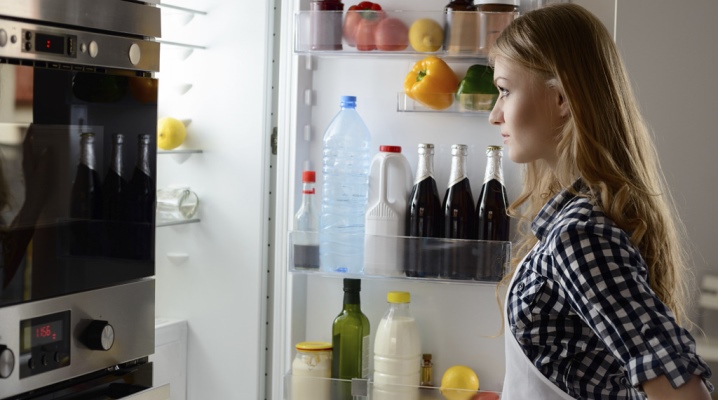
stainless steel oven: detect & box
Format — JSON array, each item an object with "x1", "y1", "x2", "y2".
[{"x1": 0, "y1": 1, "x2": 160, "y2": 398}]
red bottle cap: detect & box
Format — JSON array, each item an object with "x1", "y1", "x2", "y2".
[
  {"x1": 302, "y1": 171, "x2": 316, "y2": 183},
  {"x1": 379, "y1": 145, "x2": 402, "y2": 153}
]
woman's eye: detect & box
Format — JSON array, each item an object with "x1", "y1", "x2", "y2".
[{"x1": 498, "y1": 86, "x2": 509, "y2": 98}]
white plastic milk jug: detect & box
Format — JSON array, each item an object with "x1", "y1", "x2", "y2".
[{"x1": 364, "y1": 145, "x2": 412, "y2": 276}]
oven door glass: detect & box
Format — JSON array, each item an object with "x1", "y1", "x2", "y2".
[{"x1": 0, "y1": 62, "x2": 157, "y2": 307}]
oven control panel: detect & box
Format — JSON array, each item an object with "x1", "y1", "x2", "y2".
[
  {"x1": 0, "y1": 17, "x2": 159, "y2": 72},
  {"x1": 21, "y1": 29, "x2": 77, "y2": 58},
  {"x1": 0, "y1": 279, "x2": 154, "y2": 399},
  {"x1": 19, "y1": 311, "x2": 72, "y2": 378}
]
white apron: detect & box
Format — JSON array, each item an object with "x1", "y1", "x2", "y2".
[{"x1": 502, "y1": 248, "x2": 576, "y2": 400}]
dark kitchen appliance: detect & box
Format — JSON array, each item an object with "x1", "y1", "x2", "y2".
[{"x1": 0, "y1": 0, "x2": 160, "y2": 398}]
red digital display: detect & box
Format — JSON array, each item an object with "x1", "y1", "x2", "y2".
[
  {"x1": 34, "y1": 32, "x2": 65, "y2": 55},
  {"x1": 32, "y1": 320, "x2": 63, "y2": 345}
]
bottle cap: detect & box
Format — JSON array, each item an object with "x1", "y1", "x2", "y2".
[
  {"x1": 302, "y1": 171, "x2": 316, "y2": 183},
  {"x1": 423, "y1": 353, "x2": 432, "y2": 361},
  {"x1": 379, "y1": 145, "x2": 401, "y2": 153},
  {"x1": 343, "y1": 278, "x2": 361, "y2": 292},
  {"x1": 418, "y1": 143, "x2": 435, "y2": 155},
  {"x1": 486, "y1": 145, "x2": 503, "y2": 155},
  {"x1": 387, "y1": 291, "x2": 410, "y2": 303},
  {"x1": 451, "y1": 144, "x2": 469, "y2": 156},
  {"x1": 296, "y1": 341, "x2": 332, "y2": 351},
  {"x1": 340, "y1": 96, "x2": 357, "y2": 108},
  {"x1": 295, "y1": 342, "x2": 332, "y2": 351}
]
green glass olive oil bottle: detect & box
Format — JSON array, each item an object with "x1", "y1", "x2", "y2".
[{"x1": 331, "y1": 278, "x2": 370, "y2": 398}]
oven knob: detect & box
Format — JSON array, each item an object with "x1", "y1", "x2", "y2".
[
  {"x1": 82, "y1": 321, "x2": 115, "y2": 351},
  {"x1": 0, "y1": 29, "x2": 7, "y2": 47},
  {"x1": 88, "y1": 40, "x2": 98, "y2": 58},
  {"x1": 0, "y1": 345, "x2": 14, "y2": 379},
  {"x1": 128, "y1": 43, "x2": 141, "y2": 65}
]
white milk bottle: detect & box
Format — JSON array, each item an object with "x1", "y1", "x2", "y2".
[
  {"x1": 364, "y1": 146, "x2": 413, "y2": 276},
  {"x1": 372, "y1": 291, "x2": 421, "y2": 400}
]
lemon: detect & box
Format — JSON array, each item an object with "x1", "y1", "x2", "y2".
[
  {"x1": 440, "y1": 365, "x2": 480, "y2": 400},
  {"x1": 409, "y1": 18, "x2": 444, "y2": 53},
  {"x1": 157, "y1": 117, "x2": 187, "y2": 150}
]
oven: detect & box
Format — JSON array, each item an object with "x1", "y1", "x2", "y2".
[{"x1": 0, "y1": 1, "x2": 160, "y2": 398}]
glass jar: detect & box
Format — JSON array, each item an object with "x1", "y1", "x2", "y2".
[
  {"x1": 444, "y1": 0, "x2": 478, "y2": 54},
  {"x1": 478, "y1": 0, "x2": 518, "y2": 55},
  {"x1": 291, "y1": 341, "x2": 332, "y2": 400},
  {"x1": 309, "y1": 0, "x2": 344, "y2": 51}
]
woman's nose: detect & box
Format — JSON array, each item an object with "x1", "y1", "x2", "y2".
[{"x1": 488, "y1": 103, "x2": 502, "y2": 125}]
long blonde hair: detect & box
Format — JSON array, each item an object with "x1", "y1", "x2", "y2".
[{"x1": 491, "y1": 4, "x2": 691, "y2": 326}]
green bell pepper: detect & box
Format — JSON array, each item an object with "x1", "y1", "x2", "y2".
[{"x1": 455, "y1": 64, "x2": 499, "y2": 111}]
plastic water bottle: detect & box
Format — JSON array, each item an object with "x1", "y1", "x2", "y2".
[
  {"x1": 320, "y1": 95, "x2": 372, "y2": 274},
  {"x1": 364, "y1": 146, "x2": 413, "y2": 276},
  {"x1": 373, "y1": 291, "x2": 421, "y2": 400}
]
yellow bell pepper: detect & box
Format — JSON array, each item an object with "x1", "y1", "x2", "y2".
[{"x1": 404, "y1": 56, "x2": 459, "y2": 110}]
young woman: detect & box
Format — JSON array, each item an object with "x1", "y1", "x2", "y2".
[{"x1": 489, "y1": 4, "x2": 713, "y2": 399}]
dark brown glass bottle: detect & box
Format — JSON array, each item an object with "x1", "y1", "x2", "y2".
[
  {"x1": 127, "y1": 134, "x2": 154, "y2": 224},
  {"x1": 444, "y1": 0, "x2": 478, "y2": 54},
  {"x1": 126, "y1": 134, "x2": 154, "y2": 260},
  {"x1": 103, "y1": 133, "x2": 126, "y2": 221},
  {"x1": 441, "y1": 144, "x2": 477, "y2": 279},
  {"x1": 475, "y1": 145, "x2": 510, "y2": 281},
  {"x1": 405, "y1": 144, "x2": 444, "y2": 278},
  {"x1": 70, "y1": 132, "x2": 103, "y2": 256},
  {"x1": 71, "y1": 132, "x2": 103, "y2": 220}
]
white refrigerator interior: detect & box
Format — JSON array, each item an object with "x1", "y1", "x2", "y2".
[
  {"x1": 155, "y1": 0, "x2": 275, "y2": 399},
  {"x1": 272, "y1": 0, "x2": 617, "y2": 398},
  {"x1": 152, "y1": 0, "x2": 718, "y2": 398}
]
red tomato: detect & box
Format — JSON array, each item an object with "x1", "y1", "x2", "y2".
[
  {"x1": 356, "y1": 17, "x2": 381, "y2": 51},
  {"x1": 343, "y1": 9, "x2": 362, "y2": 47},
  {"x1": 375, "y1": 17, "x2": 409, "y2": 51},
  {"x1": 470, "y1": 392, "x2": 501, "y2": 400},
  {"x1": 343, "y1": 2, "x2": 384, "y2": 48}
]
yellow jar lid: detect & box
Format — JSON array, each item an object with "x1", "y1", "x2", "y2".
[
  {"x1": 296, "y1": 341, "x2": 332, "y2": 351},
  {"x1": 387, "y1": 291, "x2": 410, "y2": 303}
]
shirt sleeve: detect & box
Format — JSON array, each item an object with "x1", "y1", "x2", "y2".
[{"x1": 550, "y1": 218, "x2": 713, "y2": 392}]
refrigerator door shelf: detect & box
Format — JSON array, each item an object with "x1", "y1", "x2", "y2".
[
  {"x1": 158, "y1": 149, "x2": 203, "y2": 164},
  {"x1": 294, "y1": 10, "x2": 518, "y2": 59},
  {"x1": 284, "y1": 373, "x2": 502, "y2": 399},
  {"x1": 397, "y1": 92, "x2": 496, "y2": 115},
  {"x1": 288, "y1": 231, "x2": 511, "y2": 284}
]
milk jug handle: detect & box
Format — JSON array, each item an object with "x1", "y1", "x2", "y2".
[{"x1": 379, "y1": 156, "x2": 388, "y2": 202}]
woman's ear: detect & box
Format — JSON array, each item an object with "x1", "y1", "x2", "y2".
[{"x1": 556, "y1": 88, "x2": 570, "y2": 118}]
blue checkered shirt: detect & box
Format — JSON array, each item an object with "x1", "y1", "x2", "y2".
[{"x1": 507, "y1": 181, "x2": 713, "y2": 399}]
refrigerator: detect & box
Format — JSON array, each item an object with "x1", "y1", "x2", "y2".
[{"x1": 153, "y1": 0, "x2": 718, "y2": 399}]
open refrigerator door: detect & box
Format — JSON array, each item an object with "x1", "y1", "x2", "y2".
[
  {"x1": 271, "y1": 0, "x2": 616, "y2": 399},
  {"x1": 272, "y1": 2, "x2": 531, "y2": 400}
]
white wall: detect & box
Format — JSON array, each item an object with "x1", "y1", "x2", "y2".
[{"x1": 615, "y1": 0, "x2": 718, "y2": 329}]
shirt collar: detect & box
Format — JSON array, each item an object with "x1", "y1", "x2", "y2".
[{"x1": 531, "y1": 179, "x2": 586, "y2": 241}]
